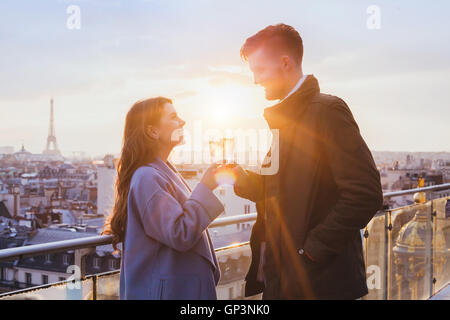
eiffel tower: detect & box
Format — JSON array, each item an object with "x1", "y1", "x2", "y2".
[{"x1": 43, "y1": 97, "x2": 61, "y2": 155}]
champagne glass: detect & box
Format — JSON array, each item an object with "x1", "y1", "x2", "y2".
[
  {"x1": 223, "y1": 137, "x2": 235, "y2": 164},
  {"x1": 209, "y1": 139, "x2": 222, "y2": 164}
]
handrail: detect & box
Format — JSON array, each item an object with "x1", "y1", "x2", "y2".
[
  {"x1": 0, "y1": 235, "x2": 113, "y2": 262},
  {"x1": 0, "y1": 213, "x2": 257, "y2": 262},
  {"x1": 382, "y1": 183, "x2": 450, "y2": 198},
  {"x1": 0, "y1": 183, "x2": 449, "y2": 263},
  {"x1": 209, "y1": 212, "x2": 257, "y2": 228}
]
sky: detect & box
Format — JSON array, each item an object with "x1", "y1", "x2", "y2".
[{"x1": 0, "y1": 0, "x2": 449, "y2": 157}]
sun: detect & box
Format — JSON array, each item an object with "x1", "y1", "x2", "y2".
[
  {"x1": 211, "y1": 107, "x2": 232, "y2": 123},
  {"x1": 204, "y1": 85, "x2": 249, "y2": 125}
]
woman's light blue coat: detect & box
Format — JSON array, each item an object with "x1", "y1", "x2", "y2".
[{"x1": 119, "y1": 158, "x2": 224, "y2": 299}]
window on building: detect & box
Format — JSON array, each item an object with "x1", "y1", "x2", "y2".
[
  {"x1": 237, "y1": 261, "x2": 242, "y2": 273},
  {"x1": 62, "y1": 254, "x2": 69, "y2": 265},
  {"x1": 93, "y1": 257, "x2": 100, "y2": 268},
  {"x1": 25, "y1": 272, "x2": 32, "y2": 285},
  {"x1": 42, "y1": 274, "x2": 48, "y2": 285},
  {"x1": 58, "y1": 277, "x2": 66, "y2": 282},
  {"x1": 244, "y1": 204, "x2": 251, "y2": 214},
  {"x1": 45, "y1": 254, "x2": 51, "y2": 264},
  {"x1": 109, "y1": 259, "x2": 117, "y2": 270},
  {"x1": 224, "y1": 265, "x2": 231, "y2": 277}
]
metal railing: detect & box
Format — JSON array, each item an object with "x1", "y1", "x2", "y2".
[
  {"x1": 0, "y1": 214, "x2": 257, "y2": 263},
  {"x1": 382, "y1": 183, "x2": 450, "y2": 199},
  {"x1": 2, "y1": 183, "x2": 449, "y2": 263},
  {"x1": 0, "y1": 183, "x2": 449, "y2": 299}
]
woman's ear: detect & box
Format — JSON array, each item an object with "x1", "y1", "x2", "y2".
[{"x1": 145, "y1": 125, "x2": 160, "y2": 140}]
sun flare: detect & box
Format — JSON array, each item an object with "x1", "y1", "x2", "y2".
[{"x1": 203, "y1": 85, "x2": 250, "y2": 125}]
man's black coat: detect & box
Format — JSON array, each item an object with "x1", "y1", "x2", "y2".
[{"x1": 234, "y1": 75, "x2": 383, "y2": 300}]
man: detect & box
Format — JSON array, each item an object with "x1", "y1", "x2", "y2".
[{"x1": 232, "y1": 24, "x2": 383, "y2": 300}]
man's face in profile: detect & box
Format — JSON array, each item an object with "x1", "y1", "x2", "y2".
[{"x1": 247, "y1": 46, "x2": 286, "y2": 101}]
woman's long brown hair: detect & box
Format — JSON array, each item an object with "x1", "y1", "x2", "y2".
[{"x1": 102, "y1": 97, "x2": 172, "y2": 253}]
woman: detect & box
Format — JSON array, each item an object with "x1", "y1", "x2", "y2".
[{"x1": 102, "y1": 97, "x2": 224, "y2": 300}]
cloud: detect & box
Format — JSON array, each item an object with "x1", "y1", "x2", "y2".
[
  {"x1": 207, "y1": 65, "x2": 247, "y2": 74},
  {"x1": 207, "y1": 73, "x2": 252, "y2": 87},
  {"x1": 307, "y1": 43, "x2": 450, "y2": 82},
  {"x1": 173, "y1": 90, "x2": 199, "y2": 100}
]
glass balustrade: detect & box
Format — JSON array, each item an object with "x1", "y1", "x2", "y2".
[{"x1": 0, "y1": 195, "x2": 449, "y2": 300}]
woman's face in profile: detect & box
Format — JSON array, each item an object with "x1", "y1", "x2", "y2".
[{"x1": 157, "y1": 103, "x2": 186, "y2": 148}]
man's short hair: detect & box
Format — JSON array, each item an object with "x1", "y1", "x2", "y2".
[{"x1": 240, "y1": 23, "x2": 303, "y2": 65}]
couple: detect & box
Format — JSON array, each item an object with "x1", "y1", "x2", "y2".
[{"x1": 103, "y1": 24, "x2": 383, "y2": 300}]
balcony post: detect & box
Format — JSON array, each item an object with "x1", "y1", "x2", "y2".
[
  {"x1": 92, "y1": 276, "x2": 98, "y2": 300},
  {"x1": 427, "y1": 197, "x2": 435, "y2": 298},
  {"x1": 384, "y1": 210, "x2": 392, "y2": 300},
  {"x1": 363, "y1": 226, "x2": 369, "y2": 269},
  {"x1": 74, "y1": 247, "x2": 95, "y2": 279}
]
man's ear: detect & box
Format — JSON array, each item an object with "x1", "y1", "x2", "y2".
[
  {"x1": 145, "y1": 125, "x2": 159, "y2": 140},
  {"x1": 281, "y1": 55, "x2": 292, "y2": 70}
]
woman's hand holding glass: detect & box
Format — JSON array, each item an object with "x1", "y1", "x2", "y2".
[{"x1": 200, "y1": 163, "x2": 221, "y2": 190}]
